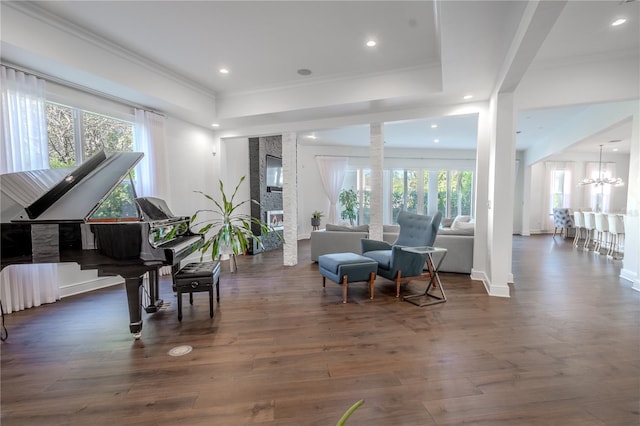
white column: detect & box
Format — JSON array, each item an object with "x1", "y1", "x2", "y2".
[
  {"x1": 473, "y1": 104, "x2": 491, "y2": 284},
  {"x1": 622, "y1": 110, "x2": 639, "y2": 290},
  {"x1": 282, "y1": 132, "x2": 297, "y2": 266},
  {"x1": 369, "y1": 123, "x2": 384, "y2": 240},
  {"x1": 487, "y1": 92, "x2": 517, "y2": 295},
  {"x1": 427, "y1": 170, "x2": 439, "y2": 215},
  {"x1": 521, "y1": 164, "x2": 531, "y2": 236}
]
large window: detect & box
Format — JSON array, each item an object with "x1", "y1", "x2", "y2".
[
  {"x1": 46, "y1": 102, "x2": 134, "y2": 168},
  {"x1": 549, "y1": 169, "x2": 569, "y2": 212},
  {"x1": 342, "y1": 167, "x2": 474, "y2": 225}
]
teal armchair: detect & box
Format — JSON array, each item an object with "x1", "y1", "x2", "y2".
[{"x1": 361, "y1": 211, "x2": 442, "y2": 297}]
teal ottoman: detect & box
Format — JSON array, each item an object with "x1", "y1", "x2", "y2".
[{"x1": 318, "y1": 252, "x2": 378, "y2": 303}]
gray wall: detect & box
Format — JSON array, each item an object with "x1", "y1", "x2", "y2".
[{"x1": 248, "y1": 136, "x2": 283, "y2": 253}]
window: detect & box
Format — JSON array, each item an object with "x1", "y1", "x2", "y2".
[
  {"x1": 550, "y1": 169, "x2": 567, "y2": 211},
  {"x1": 391, "y1": 169, "x2": 418, "y2": 222},
  {"x1": 46, "y1": 102, "x2": 134, "y2": 168},
  {"x1": 548, "y1": 168, "x2": 573, "y2": 214},
  {"x1": 343, "y1": 167, "x2": 474, "y2": 225}
]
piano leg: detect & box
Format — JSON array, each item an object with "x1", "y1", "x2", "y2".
[
  {"x1": 144, "y1": 269, "x2": 164, "y2": 313},
  {"x1": 124, "y1": 275, "x2": 144, "y2": 339}
]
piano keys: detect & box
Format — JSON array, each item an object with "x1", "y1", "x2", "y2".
[{"x1": 0, "y1": 150, "x2": 203, "y2": 338}]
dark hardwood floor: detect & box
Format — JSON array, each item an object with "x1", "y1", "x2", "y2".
[{"x1": 1, "y1": 235, "x2": 638, "y2": 425}]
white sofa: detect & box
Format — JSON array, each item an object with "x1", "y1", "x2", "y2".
[{"x1": 310, "y1": 218, "x2": 474, "y2": 274}]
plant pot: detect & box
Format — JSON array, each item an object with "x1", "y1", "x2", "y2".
[{"x1": 311, "y1": 218, "x2": 321, "y2": 227}]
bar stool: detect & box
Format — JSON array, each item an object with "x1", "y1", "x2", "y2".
[
  {"x1": 582, "y1": 212, "x2": 596, "y2": 251},
  {"x1": 594, "y1": 213, "x2": 609, "y2": 255},
  {"x1": 607, "y1": 214, "x2": 625, "y2": 259},
  {"x1": 573, "y1": 211, "x2": 584, "y2": 248}
]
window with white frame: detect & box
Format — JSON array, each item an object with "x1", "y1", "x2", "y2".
[
  {"x1": 46, "y1": 102, "x2": 134, "y2": 168},
  {"x1": 342, "y1": 167, "x2": 474, "y2": 225},
  {"x1": 46, "y1": 102, "x2": 136, "y2": 218},
  {"x1": 549, "y1": 169, "x2": 570, "y2": 212}
]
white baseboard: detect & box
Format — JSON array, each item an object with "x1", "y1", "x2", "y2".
[
  {"x1": 60, "y1": 276, "x2": 123, "y2": 298},
  {"x1": 620, "y1": 268, "x2": 639, "y2": 291},
  {"x1": 472, "y1": 269, "x2": 510, "y2": 297}
]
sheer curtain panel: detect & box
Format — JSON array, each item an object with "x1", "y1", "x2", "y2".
[
  {"x1": 134, "y1": 109, "x2": 168, "y2": 199},
  {"x1": 0, "y1": 66, "x2": 59, "y2": 312},
  {"x1": 315, "y1": 156, "x2": 349, "y2": 224},
  {"x1": 134, "y1": 109, "x2": 171, "y2": 276},
  {"x1": 0, "y1": 66, "x2": 49, "y2": 173}
]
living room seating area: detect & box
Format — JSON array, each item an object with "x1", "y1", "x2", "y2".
[{"x1": 310, "y1": 214, "x2": 475, "y2": 274}]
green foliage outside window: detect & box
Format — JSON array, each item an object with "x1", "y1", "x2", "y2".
[
  {"x1": 89, "y1": 177, "x2": 139, "y2": 220},
  {"x1": 339, "y1": 188, "x2": 358, "y2": 225},
  {"x1": 47, "y1": 103, "x2": 133, "y2": 169},
  {"x1": 47, "y1": 103, "x2": 75, "y2": 168}
]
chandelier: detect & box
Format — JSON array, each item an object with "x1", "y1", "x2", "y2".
[{"x1": 579, "y1": 144, "x2": 624, "y2": 187}]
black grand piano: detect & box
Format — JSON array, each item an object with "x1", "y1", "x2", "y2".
[{"x1": 0, "y1": 150, "x2": 203, "y2": 338}]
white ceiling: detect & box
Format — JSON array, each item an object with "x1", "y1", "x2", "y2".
[{"x1": 4, "y1": 0, "x2": 638, "y2": 155}]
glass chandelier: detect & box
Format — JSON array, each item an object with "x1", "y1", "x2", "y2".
[{"x1": 579, "y1": 144, "x2": 624, "y2": 187}]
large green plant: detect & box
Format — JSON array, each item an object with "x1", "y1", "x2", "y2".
[
  {"x1": 190, "y1": 176, "x2": 283, "y2": 267},
  {"x1": 338, "y1": 188, "x2": 358, "y2": 225}
]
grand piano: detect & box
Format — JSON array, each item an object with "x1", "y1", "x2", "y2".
[{"x1": 0, "y1": 150, "x2": 204, "y2": 338}]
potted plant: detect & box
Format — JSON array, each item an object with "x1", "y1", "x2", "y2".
[
  {"x1": 190, "y1": 176, "x2": 283, "y2": 272},
  {"x1": 338, "y1": 188, "x2": 358, "y2": 225},
  {"x1": 311, "y1": 210, "x2": 323, "y2": 228}
]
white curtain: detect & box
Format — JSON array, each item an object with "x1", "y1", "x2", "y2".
[
  {"x1": 134, "y1": 109, "x2": 168, "y2": 198},
  {"x1": 543, "y1": 161, "x2": 575, "y2": 231},
  {"x1": 0, "y1": 66, "x2": 49, "y2": 173},
  {"x1": 585, "y1": 161, "x2": 615, "y2": 212},
  {"x1": 0, "y1": 66, "x2": 59, "y2": 312},
  {"x1": 134, "y1": 109, "x2": 172, "y2": 278},
  {"x1": 315, "y1": 156, "x2": 349, "y2": 224}
]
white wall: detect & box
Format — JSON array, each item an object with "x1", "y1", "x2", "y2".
[
  {"x1": 164, "y1": 117, "x2": 218, "y2": 217},
  {"x1": 221, "y1": 137, "x2": 251, "y2": 222}
]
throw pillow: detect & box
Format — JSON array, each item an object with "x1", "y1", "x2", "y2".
[
  {"x1": 451, "y1": 219, "x2": 475, "y2": 232},
  {"x1": 451, "y1": 215, "x2": 472, "y2": 229},
  {"x1": 440, "y1": 217, "x2": 455, "y2": 228},
  {"x1": 383, "y1": 225, "x2": 400, "y2": 233}
]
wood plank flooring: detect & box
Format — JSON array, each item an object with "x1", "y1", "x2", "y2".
[{"x1": 1, "y1": 235, "x2": 638, "y2": 425}]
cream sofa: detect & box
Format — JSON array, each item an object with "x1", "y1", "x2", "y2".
[{"x1": 310, "y1": 219, "x2": 474, "y2": 274}]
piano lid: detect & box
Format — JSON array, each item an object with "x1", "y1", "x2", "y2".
[
  {"x1": 136, "y1": 197, "x2": 179, "y2": 221},
  {"x1": 6, "y1": 150, "x2": 144, "y2": 223}
]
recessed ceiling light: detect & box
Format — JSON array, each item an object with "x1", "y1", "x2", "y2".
[
  {"x1": 366, "y1": 40, "x2": 377, "y2": 47},
  {"x1": 297, "y1": 68, "x2": 312, "y2": 76},
  {"x1": 306, "y1": 135, "x2": 317, "y2": 139},
  {"x1": 613, "y1": 148, "x2": 619, "y2": 152},
  {"x1": 211, "y1": 123, "x2": 220, "y2": 128},
  {"x1": 463, "y1": 94, "x2": 473, "y2": 100},
  {"x1": 431, "y1": 124, "x2": 438, "y2": 129},
  {"x1": 611, "y1": 18, "x2": 627, "y2": 26},
  {"x1": 434, "y1": 139, "x2": 440, "y2": 144},
  {"x1": 219, "y1": 68, "x2": 229, "y2": 74}
]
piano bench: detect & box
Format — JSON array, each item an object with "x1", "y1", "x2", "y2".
[{"x1": 173, "y1": 261, "x2": 220, "y2": 321}]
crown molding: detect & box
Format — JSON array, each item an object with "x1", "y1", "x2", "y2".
[
  {"x1": 5, "y1": 1, "x2": 217, "y2": 100},
  {"x1": 530, "y1": 48, "x2": 639, "y2": 71},
  {"x1": 218, "y1": 62, "x2": 442, "y2": 100}
]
